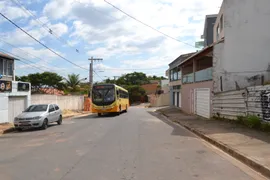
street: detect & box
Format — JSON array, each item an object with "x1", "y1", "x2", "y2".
[{"x1": 0, "y1": 107, "x2": 266, "y2": 180}]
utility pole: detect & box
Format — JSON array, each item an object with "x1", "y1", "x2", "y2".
[{"x1": 88, "y1": 57, "x2": 103, "y2": 98}]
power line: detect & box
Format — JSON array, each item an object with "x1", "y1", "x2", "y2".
[
  {"x1": 0, "y1": 48, "x2": 48, "y2": 72},
  {"x1": 0, "y1": 12, "x2": 89, "y2": 71},
  {"x1": 93, "y1": 70, "x2": 104, "y2": 81},
  {"x1": 10, "y1": 0, "x2": 81, "y2": 53},
  {"x1": 95, "y1": 67, "x2": 166, "y2": 71},
  {"x1": 104, "y1": 0, "x2": 196, "y2": 48},
  {"x1": 0, "y1": 38, "x2": 68, "y2": 76}
]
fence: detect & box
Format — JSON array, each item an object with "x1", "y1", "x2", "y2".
[
  {"x1": 213, "y1": 85, "x2": 270, "y2": 121},
  {"x1": 31, "y1": 95, "x2": 85, "y2": 111}
]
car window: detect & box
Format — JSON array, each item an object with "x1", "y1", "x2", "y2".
[
  {"x1": 49, "y1": 105, "x2": 55, "y2": 112},
  {"x1": 54, "y1": 105, "x2": 59, "y2": 110},
  {"x1": 25, "y1": 105, "x2": 48, "y2": 112}
]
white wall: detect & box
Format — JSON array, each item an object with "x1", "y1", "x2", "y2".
[
  {"x1": 31, "y1": 95, "x2": 84, "y2": 111},
  {"x1": 0, "y1": 81, "x2": 31, "y2": 124},
  {"x1": 213, "y1": 0, "x2": 270, "y2": 92}
]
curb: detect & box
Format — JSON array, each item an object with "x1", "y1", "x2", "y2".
[
  {"x1": 160, "y1": 112, "x2": 270, "y2": 179},
  {"x1": 0, "y1": 113, "x2": 92, "y2": 135}
]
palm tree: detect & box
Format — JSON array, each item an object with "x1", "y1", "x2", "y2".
[{"x1": 65, "y1": 74, "x2": 81, "y2": 92}]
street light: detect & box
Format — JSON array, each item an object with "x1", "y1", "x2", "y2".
[{"x1": 79, "y1": 77, "x2": 87, "y2": 81}]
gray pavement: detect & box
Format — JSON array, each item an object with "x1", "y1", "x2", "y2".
[{"x1": 0, "y1": 107, "x2": 266, "y2": 180}]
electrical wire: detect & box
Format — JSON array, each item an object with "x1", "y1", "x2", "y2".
[
  {"x1": 0, "y1": 12, "x2": 89, "y2": 71},
  {"x1": 0, "y1": 39, "x2": 68, "y2": 75},
  {"x1": 93, "y1": 70, "x2": 104, "y2": 81},
  {"x1": 104, "y1": 0, "x2": 196, "y2": 48},
  {"x1": 10, "y1": 0, "x2": 81, "y2": 53}
]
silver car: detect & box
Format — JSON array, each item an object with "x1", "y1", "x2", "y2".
[{"x1": 14, "y1": 104, "x2": 62, "y2": 131}]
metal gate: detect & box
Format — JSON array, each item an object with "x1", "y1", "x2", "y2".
[
  {"x1": 8, "y1": 96, "x2": 27, "y2": 123},
  {"x1": 195, "y1": 88, "x2": 210, "y2": 118}
]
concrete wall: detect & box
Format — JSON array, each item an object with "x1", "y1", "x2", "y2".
[
  {"x1": 0, "y1": 81, "x2": 31, "y2": 123},
  {"x1": 213, "y1": 0, "x2": 270, "y2": 93},
  {"x1": 181, "y1": 81, "x2": 213, "y2": 114},
  {"x1": 31, "y1": 95, "x2": 84, "y2": 111},
  {"x1": 149, "y1": 93, "x2": 170, "y2": 107}
]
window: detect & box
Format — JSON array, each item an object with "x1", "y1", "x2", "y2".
[
  {"x1": 0, "y1": 59, "x2": 3, "y2": 75},
  {"x1": 170, "y1": 70, "x2": 173, "y2": 81},
  {"x1": 25, "y1": 105, "x2": 48, "y2": 112},
  {"x1": 54, "y1": 105, "x2": 59, "y2": 110},
  {"x1": 220, "y1": 15, "x2": 223, "y2": 31},
  {"x1": 0, "y1": 59, "x2": 13, "y2": 76},
  {"x1": 7, "y1": 61, "x2": 13, "y2": 76},
  {"x1": 216, "y1": 24, "x2": 220, "y2": 39},
  {"x1": 49, "y1": 105, "x2": 55, "y2": 112}
]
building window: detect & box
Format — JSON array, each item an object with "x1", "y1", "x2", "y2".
[
  {"x1": 0, "y1": 59, "x2": 3, "y2": 75},
  {"x1": 7, "y1": 60, "x2": 13, "y2": 76},
  {"x1": 220, "y1": 15, "x2": 223, "y2": 31},
  {"x1": 170, "y1": 70, "x2": 173, "y2": 81},
  {"x1": 0, "y1": 59, "x2": 13, "y2": 76}
]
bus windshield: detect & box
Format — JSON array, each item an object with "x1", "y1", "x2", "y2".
[{"x1": 92, "y1": 85, "x2": 115, "y2": 105}]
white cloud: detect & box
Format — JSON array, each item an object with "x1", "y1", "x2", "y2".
[{"x1": 0, "y1": 1, "x2": 34, "y2": 22}]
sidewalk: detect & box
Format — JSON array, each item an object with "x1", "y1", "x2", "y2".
[{"x1": 158, "y1": 107, "x2": 270, "y2": 178}]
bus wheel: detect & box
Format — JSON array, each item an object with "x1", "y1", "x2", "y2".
[
  {"x1": 98, "y1": 113, "x2": 102, "y2": 117},
  {"x1": 124, "y1": 105, "x2": 128, "y2": 113}
]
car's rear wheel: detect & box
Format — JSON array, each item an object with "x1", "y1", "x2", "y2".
[
  {"x1": 98, "y1": 113, "x2": 102, "y2": 117},
  {"x1": 57, "y1": 115, "x2": 62, "y2": 125},
  {"x1": 41, "y1": 119, "x2": 48, "y2": 130},
  {"x1": 16, "y1": 128, "x2": 22, "y2": 132}
]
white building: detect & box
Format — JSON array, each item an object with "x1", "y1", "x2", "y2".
[
  {"x1": 213, "y1": 0, "x2": 270, "y2": 92},
  {"x1": 0, "y1": 53, "x2": 31, "y2": 124}
]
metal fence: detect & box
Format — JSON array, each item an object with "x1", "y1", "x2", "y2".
[{"x1": 213, "y1": 85, "x2": 270, "y2": 121}]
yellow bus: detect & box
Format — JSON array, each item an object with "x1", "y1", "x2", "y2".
[{"x1": 91, "y1": 84, "x2": 129, "y2": 116}]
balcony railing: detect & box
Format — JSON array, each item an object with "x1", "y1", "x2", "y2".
[
  {"x1": 182, "y1": 73, "x2": 194, "y2": 84},
  {"x1": 195, "y1": 67, "x2": 212, "y2": 82}
]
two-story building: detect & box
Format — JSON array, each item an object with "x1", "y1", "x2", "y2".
[
  {"x1": 213, "y1": 0, "x2": 270, "y2": 92},
  {"x1": 0, "y1": 52, "x2": 31, "y2": 124},
  {"x1": 167, "y1": 14, "x2": 220, "y2": 118},
  {"x1": 168, "y1": 52, "x2": 195, "y2": 108}
]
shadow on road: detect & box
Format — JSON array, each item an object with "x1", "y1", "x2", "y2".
[
  {"x1": 148, "y1": 111, "x2": 195, "y2": 137},
  {"x1": 74, "y1": 113, "x2": 122, "y2": 119}
]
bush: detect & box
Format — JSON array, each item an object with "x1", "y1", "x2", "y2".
[
  {"x1": 260, "y1": 122, "x2": 270, "y2": 132},
  {"x1": 244, "y1": 115, "x2": 261, "y2": 129},
  {"x1": 236, "y1": 116, "x2": 245, "y2": 124}
]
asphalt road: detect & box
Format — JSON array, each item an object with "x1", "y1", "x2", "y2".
[{"x1": 0, "y1": 107, "x2": 267, "y2": 180}]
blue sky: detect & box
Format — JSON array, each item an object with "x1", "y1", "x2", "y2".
[{"x1": 0, "y1": 0, "x2": 222, "y2": 82}]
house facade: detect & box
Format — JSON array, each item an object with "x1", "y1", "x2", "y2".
[
  {"x1": 0, "y1": 53, "x2": 31, "y2": 124},
  {"x1": 213, "y1": 0, "x2": 270, "y2": 93},
  {"x1": 168, "y1": 53, "x2": 195, "y2": 108}
]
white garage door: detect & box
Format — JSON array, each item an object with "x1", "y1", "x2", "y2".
[
  {"x1": 195, "y1": 88, "x2": 210, "y2": 118},
  {"x1": 8, "y1": 96, "x2": 27, "y2": 123}
]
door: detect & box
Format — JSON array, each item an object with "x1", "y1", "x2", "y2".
[
  {"x1": 176, "y1": 92, "x2": 179, "y2": 107},
  {"x1": 178, "y1": 92, "x2": 181, "y2": 108},
  {"x1": 48, "y1": 105, "x2": 56, "y2": 122},
  {"x1": 195, "y1": 88, "x2": 210, "y2": 118},
  {"x1": 54, "y1": 104, "x2": 61, "y2": 121},
  {"x1": 8, "y1": 96, "x2": 26, "y2": 123},
  {"x1": 174, "y1": 92, "x2": 177, "y2": 106},
  {"x1": 172, "y1": 92, "x2": 175, "y2": 106}
]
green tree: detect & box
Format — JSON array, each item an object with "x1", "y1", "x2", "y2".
[
  {"x1": 65, "y1": 74, "x2": 81, "y2": 92},
  {"x1": 17, "y1": 72, "x2": 64, "y2": 93},
  {"x1": 116, "y1": 72, "x2": 150, "y2": 85}
]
